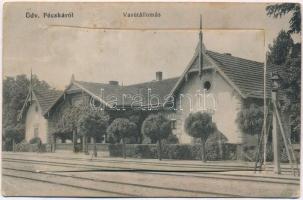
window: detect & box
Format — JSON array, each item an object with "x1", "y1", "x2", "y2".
[
  {"x1": 203, "y1": 81, "x2": 211, "y2": 91},
  {"x1": 35, "y1": 105, "x2": 39, "y2": 112},
  {"x1": 34, "y1": 127, "x2": 39, "y2": 137},
  {"x1": 171, "y1": 119, "x2": 177, "y2": 130}
]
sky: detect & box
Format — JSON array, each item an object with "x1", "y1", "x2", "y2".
[{"x1": 3, "y1": 2, "x2": 300, "y2": 90}]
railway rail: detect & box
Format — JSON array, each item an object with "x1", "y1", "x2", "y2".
[
  {"x1": 3, "y1": 166, "x2": 241, "y2": 197},
  {"x1": 3, "y1": 153, "x2": 299, "y2": 197},
  {"x1": 3, "y1": 157, "x2": 299, "y2": 185}
]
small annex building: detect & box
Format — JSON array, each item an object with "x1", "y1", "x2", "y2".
[{"x1": 18, "y1": 87, "x2": 62, "y2": 143}]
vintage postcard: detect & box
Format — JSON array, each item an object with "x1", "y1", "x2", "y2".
[{"x1": 2, "y1": 2, "x2": 301, "y2": 198}]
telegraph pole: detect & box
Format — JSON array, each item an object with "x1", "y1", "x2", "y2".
[
  {"x1": 271, "y1": 72, "x2": 281, "y2": 174},
  {"x1": 263, "y1": 54, "x2": 268, "y2": 170}
]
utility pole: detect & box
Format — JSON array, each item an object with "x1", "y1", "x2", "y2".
[
  {"x1": 271, "y1": 72, "x2": 281, "y2": 174},
  {"x1": 263, "y1": 54, "x2": 268, "y2": 170}
]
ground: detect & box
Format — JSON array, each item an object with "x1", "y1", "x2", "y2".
[{"x1": 2, "y1": 151, "x2": 300, "y2": 197}]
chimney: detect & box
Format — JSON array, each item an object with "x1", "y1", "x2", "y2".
[
  {"x1": 224, "y1": 53, "x2": 232, "y2": 56},
  {"x1": 109, "y1": 80, "x2": 119, "y2": 86},
  {"x1": 156, "y1": 71, "x2": 162, "y2": 81},
  {"x1": 71, "y1": 74, "x2": 75, "y2": 83}
]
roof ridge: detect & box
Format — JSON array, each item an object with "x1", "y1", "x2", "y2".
[
  {"x1": 125, "y1": 76, "x2": 180, "y2": 87},
  {"x1": 74, "y1": 76, "x2": 180, "y2": 88},
  {"x1": 74, "y1": 80, "x2": 113, "y2": 86},
  {"x1": 206, "y1": 50, "x2": 264, "y2": 65}
]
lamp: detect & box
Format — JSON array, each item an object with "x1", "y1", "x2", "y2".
[{"x1": 270, "y1": 72, "x2": 280, "y2": 92}]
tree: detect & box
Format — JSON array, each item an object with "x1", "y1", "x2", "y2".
[
  {"x1": 266, "y1": 3, "x2": 301, "y2": 34},
  {"x1": 267, "y1": 30, "x2": 294, "y2": 65},
  {"x1": 78, "y1": 110, "x2": 109, "y2": 157},
  {"x1": 3, "y1": 125, "x2": 25, "y2": 151},
  {"x1": 3, "y1": 75, "x2": 51, "y2": 128},
  {"x1": 236, "y1": 104, "x2": 264, "y2": 143},
  {"x1": 141, "y1": 114, "x2": 172, "y2": 160},
  {"x1": 62, "y1": 106, "x2": 83, "y2": 152},
  {"x1": 106, "y1": 118, "x2": 137, "y2": 158},
  {"x1": 129, "y1": 114, "x2": 145, "y2": 143},
  {"x1": 165, "y1": 133, "x2": 179, "y2": 144},
  {"x1": 184, "y1": 112, "x2": 216, "y2": 162},
  {"x1": 3, "y1": 74, "x2": 52, "y2": 150},
  {"x1": 279, "y1": 43, "x2": 301, "y2": 142},
  {"x1": 266, "y1": 6, "x2": 301, "y2": 142}
]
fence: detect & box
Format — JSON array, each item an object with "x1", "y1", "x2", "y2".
[
  {"x1": 108, "y1": 143, "x2": 238, "y2": 161},
  {"x1": 55, "y1": 143, "x2": 109, "y2": 152}
]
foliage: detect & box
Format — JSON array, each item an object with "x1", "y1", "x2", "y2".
[
  {"x1": 129, "y1": 114, "x2": 145, "y2": 143},
  {"x1": 107, "y1": 118, "x2": 137, "y2": 142},
  {"x1": 106, "y1": 118, "x2": 137, "y2": 158},
  {"x1": 108, "y1": 143, "x2": 237, "y2": 161},
  {"x1": 14, "y1": 140, "x2": 47, "y2": 152},
  {"x1": 29, "y1": 137, "x2": 42, "y2": 144},
  {"x1": 267, "y1": 30, "x2": 294, "y2": 65},
  {"x1": 78, "y1": 110, "x2": 109, "y2": 156},
  {"x1": 3, "y1": 75, "x2": 51, "y2": 129},
  {"x1": 236, "y1": 104, "x2": 264, "y2": 136},
  {"x1": 281, "y1": 43, "x2": 301, "y2": 142},
  {"x1": 2, "y1": 125, "x2": 25, "y2": 151},
  {"x1": 79, "y1": 110, "x2": 109, "y2": 139},
  {"x1": 141, "y1": 113, "x2": 172, "y2": 143},
  {"x1": 184, "y1": 112, "x2": 216, "y2": 162},
  {"x1": 266, "y1": 23, "x2": 301, "y2": 143},
  {"x1": 3, "y1": 74, "x2": 52, "y2": 150},
  {"x1": 164, "y1": 133, "x2": 179, "y2": 144},
  {"x1": 184, "y1": 112, "x2": 216, "y2": 141},
  {"x1": 141, "y1": 113, "x2": 172, "y2": 160},
  {"x1": 266, "y1": 3, "x2": 301, "y2": 34},
  {"x1": 62, "y1": 106, "x2": 84, "y2": 133}
]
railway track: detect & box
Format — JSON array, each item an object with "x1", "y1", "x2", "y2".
[
  {"x1": 3, "y1": 166, "x2": 242, "y2": 197},
  {"x1": 4, "y1": 152, "x2": 297, "y2": 173},
  {"x1": 3, "y1": 157, "x2": 299, "y2": 185},
  {"x1": 3, "y1": 155, "x2": 299, "y2": 197}
]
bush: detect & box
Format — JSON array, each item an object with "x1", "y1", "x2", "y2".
[
  {"x1": 14, "y1": 140, "x2": 31, "y2": 152},
  {"x1": 29, "y1": 137, "x2": 42, "y2": 144},
  {"x1": 108, "y1": 143, "x2": 238, "y2": 160},
  {"x1": 165, "y1": 134, "x2": 179, "y2": 144},
  {"x1": 3, "y1": 126, "x2": 25, "y2": 151},
  {"x1": 135, "y1": 145, "x2": 158, "y2": 159},
  {"x1": 14, "y1": 140, "x2": 47, "y2": 152}
]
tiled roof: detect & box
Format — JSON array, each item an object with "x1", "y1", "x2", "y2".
[
  {"x1": 34, "y1": 88, "x2": 62, "y2": 114},
  {"x1": 73, "y1": 49, "x2": 268, "y2": 108},
  {"x1": 206, "y1": 50, "x2": 270, "y2": 98},
  {"x1": 74, "y1": 77, "x2": 179, "y2": 107}
]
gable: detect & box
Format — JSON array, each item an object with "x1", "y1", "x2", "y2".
[
  {"x1": 18, "y1": 88, "x2": 62, "y2": 121},
  {"x1": 188, "y1": 52, "x2": 214, "y2": 72},
  {"x1": 67, "y1": 83, "x2": 81, "y2": 92},
  {"x1": 166, "y1": 42, "x2": 268, "y2": 101},
  {"x1": 34, "y1": 88, "x2": 62, "y2": 114}
]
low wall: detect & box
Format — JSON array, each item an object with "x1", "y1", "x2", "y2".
[
  {"x1": 14, "y1": 142, "x2": 51, "y2": 152},
  {"x1": 55, "y1": 143, "x2": 73, "y2": 151},
  {"x1": 55, "y1": 143, "x2": 109, "y2": 152}
]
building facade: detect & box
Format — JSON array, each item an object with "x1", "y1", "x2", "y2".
[{"x1": 20, "y1": 38, "x2": 267, "y2": 146}]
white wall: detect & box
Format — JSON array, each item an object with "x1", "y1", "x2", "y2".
[
  {"x1": 25, "y1": 101, "x2": 48, "y2": 143},
  {"x1": 173, "y1": 70, "x2": 243, "y2": 144}
]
